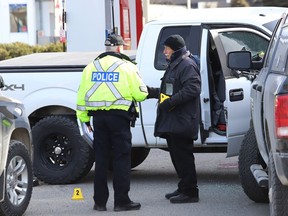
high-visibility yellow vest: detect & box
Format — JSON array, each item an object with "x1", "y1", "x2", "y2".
[{"x1": 76, "y1": 54, "x2": 148, "y2": 123}]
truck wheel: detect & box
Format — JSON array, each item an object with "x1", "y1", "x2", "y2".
[
  {"x1": 238, "y1": 125, "x2": 269, "y2": 203},
  {"x1": 32, "y1": 116, "x2": 94, "y2": 184},
  {"x1": 269, "y1": 152, "x2": 288, "y2": 215},
  {"x1": 131, "y1": 148, "x2": 150, "y2": 168},
  {"x1": 0, "y1": 140, "x2": 33, "y2": 216}
]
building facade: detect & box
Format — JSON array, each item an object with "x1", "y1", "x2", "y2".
[
  {"x1": 1, "y1": 0, "x2": 246, "y2": 51},
  {"x1": 0, "y1": 0, "x2": 143, "y2": 51}
]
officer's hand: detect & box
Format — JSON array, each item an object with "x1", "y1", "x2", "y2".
[
  {"x1": 159, "y1": 99, "x2": 173, "y2": 111},
  {"x1": 146, "y1": 86, "x2": 159, "y2": 99}
]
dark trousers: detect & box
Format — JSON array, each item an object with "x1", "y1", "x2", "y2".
[
  {"x1": 92, "y1": 110, "x2": 132, "y2": 206},
  {"x1": 166, "y1": 134, "x2": 198, "y2": 196}
]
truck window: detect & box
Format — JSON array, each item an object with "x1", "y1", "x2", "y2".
[
  {"x1": 219, "y1": 31, "x2": 269, "y2": 61},
  {"x1": 154, "y1": 26, "x2": 201, "y2": 70},
  {"x1": 265, "y1": 16, "x2": 288, "y2": 70},
  {"x1": 270, "y1": 25, "x2": 288, "y2": 73}
]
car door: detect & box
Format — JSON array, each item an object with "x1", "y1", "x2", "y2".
[{"x1": 208, "y1": 27, "x2": 270, "y2": 156}]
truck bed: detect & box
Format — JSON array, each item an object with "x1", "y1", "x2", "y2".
[{"x1": 0, "y1": 51, "x2": 136, "y2": 71}]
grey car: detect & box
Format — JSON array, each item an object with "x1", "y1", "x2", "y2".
[
  {"x1": 0, "y1": 75, "x2": 33, "y2": 216},
  {"x1": 227, "y1": 11, "x2": 288, "y2": 216}
]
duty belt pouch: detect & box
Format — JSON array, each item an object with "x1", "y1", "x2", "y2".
[{"x1": 128, "y1": 101, "x2": 139, "y2": 127}]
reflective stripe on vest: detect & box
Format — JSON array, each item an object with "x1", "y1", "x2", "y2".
[
  {"x1": 84, "y1": 59, "x2": 131, "y2": 107},
  {"x1": 77, "y1": 105, "x2": 86, "y2": 111}
]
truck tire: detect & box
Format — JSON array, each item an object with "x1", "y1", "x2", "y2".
[
  {"x1": 269, "y1": 152, "x2": 288, "y2": 216},
  {"x1": 0, "y1": 140, "x2": 33, "y2": 216},
  {"x1": 32, "y1": 116, "x2": 94, "y2": 184},
  {"x1": 238, "y1": 125, "x2": 269, "y2": 203},
  {"x1": 131, "y1": 148, "x2": 150, "y2": 168}
]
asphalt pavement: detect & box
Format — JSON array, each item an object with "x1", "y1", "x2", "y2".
[{"x1": 25, "y1": 149, "x2": 269, "y2": 216}]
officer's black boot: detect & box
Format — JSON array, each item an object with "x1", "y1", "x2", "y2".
[
  {"x1": 165, "y1": 190, "x2": 181, "y2": 199},
  {"x1": 170, "y1": 188, "x2": 199, "y2": 203}
]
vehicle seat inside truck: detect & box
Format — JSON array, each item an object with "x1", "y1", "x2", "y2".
[{"x1": 208, "y1": 43, "x2": 226, "y2": 135}]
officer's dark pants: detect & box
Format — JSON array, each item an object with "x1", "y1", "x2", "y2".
[
  {"x1": 166, "y1": 134, "x2": 198, "y2": 197},
  {"x1": 92, "y1": 110, "x2": 132, "y2": 206}
]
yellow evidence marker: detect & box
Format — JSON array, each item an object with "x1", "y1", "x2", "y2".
[
  {"x1": 160, "y1": 93, "x2": 170, "y2": 103},
  {"x1": 72, "y1": 188, "x2": 84, "y2": 200}
]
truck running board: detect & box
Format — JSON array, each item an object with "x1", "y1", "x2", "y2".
[{"x1": 250, "y1": 164, "x2": 268, "y2": 188}]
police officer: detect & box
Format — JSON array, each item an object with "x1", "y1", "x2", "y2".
[
  {"x1": 147, "y1": 34, "x2": 201, "y2": 203},
  {"x1": 76, "y1": 34, "x2": 148, "y2": 211}
]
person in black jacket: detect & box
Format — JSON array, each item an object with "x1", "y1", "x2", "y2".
[{"x1": 147, "y1": 34, "x2": 201, "y2": 203}]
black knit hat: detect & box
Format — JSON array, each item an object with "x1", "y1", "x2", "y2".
[
  {"x1": 163, "y1": 34, "x2": 185, "y2": 51},
  {"x1": 105, "y1": 34, "x2": 125, "y2": 46}
]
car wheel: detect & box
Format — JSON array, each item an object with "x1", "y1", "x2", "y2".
[
  {"x1": 32, "y1": 116, "x2": 94, "y2": 184},
  {"x1": 0, "y1": 140, "x2": 33, "y2": 216},
  {"x1": 269, "y1": 152, "x2": 288, "y2": 216},
  {"x1": 238, "y1": 125, "x2": 269, "y2": 203}
]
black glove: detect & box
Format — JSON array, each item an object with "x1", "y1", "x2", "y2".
[
  {"x1": 147, "y1": 86, "x2": 159, "y2": 99},
  {"x1": 159, "y1": 99, "x2": 173, "y2": 111}
]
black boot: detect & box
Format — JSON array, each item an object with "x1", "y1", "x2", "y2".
[
  {"x1": 170, "y1": 189, "x2": 199, "y2": 203},
  {"x1": 114, "y1": 201, "x2": 141, "y2": 211},
  {"x1": 165, "y1": 190, "x2": 181, "y2": 199},
  {"x1": 170, "y1": 193, "x2": 199, "y2": 203}
]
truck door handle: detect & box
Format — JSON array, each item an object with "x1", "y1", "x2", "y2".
[
  {"x1": 229, "y1": 89, "x2": 244, "y2": 102},
  {"x1": 252, "y1": 84, "x2": 262, "y2": 92},
  {"x1": 256, "y1": 85, "x2": 262, "y2": 92},
  {"x1": 252, "y1": 84, "x2": 258, "y2": 90}
]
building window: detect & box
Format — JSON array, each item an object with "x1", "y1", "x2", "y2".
[{"x1": 9, "y1": 4, "x2": 28, "y2": 33}]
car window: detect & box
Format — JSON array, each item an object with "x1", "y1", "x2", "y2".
[
  {"x1": 265, "y1": 14, "x2": 288, "y2": 73},
  {"x1": 270, "y1": 24, "x2": 288, "y2": 73},
  {"x1": 263, "y1": 17, "x2": 286, "y2": 69},
  {"x1": 265, "y1": 28, "x2": 282, "y2": 68},
  {"x1": 219, "y1": 31, "x2": 269, "y2": 61},
  {"x1": 154, "y1": 26, "x2": 201, "y2": 70}
]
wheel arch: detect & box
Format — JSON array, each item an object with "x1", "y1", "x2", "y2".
[
  {"x1": 22, "y1": 87, "x2": 77, "y2": 117},
  {"x1": 29, "y1": 105, "x2": 76, "y2": 127}
]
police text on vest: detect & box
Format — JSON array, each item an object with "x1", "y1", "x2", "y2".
[{"x1": 91, "y1": 72, "x2": 119, "y2": 82}]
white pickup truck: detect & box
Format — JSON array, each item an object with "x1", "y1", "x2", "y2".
[{"x1": 0, "y1": 7, "x2": 286, "y2": 184}]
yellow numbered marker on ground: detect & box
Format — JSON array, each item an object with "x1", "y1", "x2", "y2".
[{"x1": 72, "y1": 188, "x2": 84, "y2": 200}]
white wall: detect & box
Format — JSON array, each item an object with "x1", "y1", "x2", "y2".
[
  {"x1": 66, "y1": 0, "x2": 139, "y2": 52},
  {"x1": 66, "y1": 0, "x2": 108, "y2": 52},
  {"x1": 0, "y1": 0, "x2": 139, "y2": 50}
]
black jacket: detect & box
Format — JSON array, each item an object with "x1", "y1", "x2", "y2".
[{"x1": 154, "y1": 48, "x2": 201, "y2": 139}]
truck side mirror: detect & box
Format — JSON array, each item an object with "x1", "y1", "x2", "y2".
[{"x1": 227, "y1": 51, "x2": 252, "y2": 70}]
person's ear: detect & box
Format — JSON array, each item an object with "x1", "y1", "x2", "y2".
[{"x1": 117, "y1": 45, "x2": 124, "y2": 53}]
